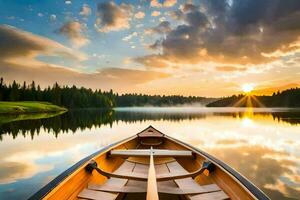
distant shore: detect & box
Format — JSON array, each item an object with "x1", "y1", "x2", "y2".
[{"x1": 0, "y1": 101, "x2": 67, "y2": 114}]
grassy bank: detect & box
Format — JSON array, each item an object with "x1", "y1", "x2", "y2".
[{"x1": 0, "y1": 101, "x2": 67, "y2": 114}]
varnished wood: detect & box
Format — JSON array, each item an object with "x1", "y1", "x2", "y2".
[
  {"x1": 189, "y1": 191, "x2": 229, "y2": 200},
  {"x1": 31, "y1": 126, "x2": 268, "y2": 200},
  {"x1": 110, "y1": 149, "x2": 193, "y2": 158},
  {"x1": 78, "y1": 189, "x2": 118, "y2": 200},
  {"x1": 137, "y1": 126, "x2": 164, "y2": 137},
  {"x1": 41, "y1": 136, "x2": 139, "y2": 200},
  {"x1": 146, "y1": 149, "x2": 159, "y2": 200},
  {"x1": 166, "y1": 161, "x2": 229, "y2": 199},
  {"x1": 127, "y1": 156, "x2": 175, "y2": 165},
  {"x1": 88, "y1": 183, "x2": 223, "y2": 195},
  {"x1": 92, "y1": 159, "x2": 209, "y2": 182},
  {"x1": 88, "y1": 183, "x2": 222, "y2": 195}
]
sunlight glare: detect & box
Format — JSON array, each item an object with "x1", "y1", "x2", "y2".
[
  {"x1": 242, "y1": 117, "x2": 254, "y2": 127},
  {"x1": 242, "y1": 84, "x2": 254, "y2": 93}
]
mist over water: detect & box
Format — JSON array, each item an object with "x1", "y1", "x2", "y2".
[
  {"x1": 0, "y1": 107, "x2": 299, "y2": 200},
  {"x1": 114, "y1": 106, "x2": 300, "y2": 113}
]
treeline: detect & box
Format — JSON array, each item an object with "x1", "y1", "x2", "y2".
[
  {"x1": 0, "y1": 78, "x2": 115, "y2": 108},
  {"x1": 0, "y1": 78, "x2": 213, "y2": 108},
  {"x1": 115, "y1": 94, "x2": 215, "y2": 107},
  {"x1": 207, "y1": 88, "x2": 300, "y2": 107}
]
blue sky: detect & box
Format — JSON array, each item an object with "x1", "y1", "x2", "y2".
[{"x1": 0, "y1": 0, "x2": 300, "y2": 96}]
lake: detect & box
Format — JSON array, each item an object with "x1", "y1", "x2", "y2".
[{"x1": 0, "y1": 107, "x2": 299, "y2": 200}]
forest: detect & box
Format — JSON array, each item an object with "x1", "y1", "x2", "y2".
[
  {"x1": 0, "y1": 78, "x2": 212, "y2": 108},
  {"x1": 0, "y1": 78, "x2": 115, "y2": 108}
]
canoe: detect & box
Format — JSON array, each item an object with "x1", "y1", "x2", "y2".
[{"x1": 29, "y1": 126, "x2": 270, "y2": 200}]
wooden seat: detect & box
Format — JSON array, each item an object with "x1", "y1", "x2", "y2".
[
  {"x1": 81, "y1": 159, "x2": 229, "y2": 200},
  {"x1": 78, "y1": 161, "x2": 135, "y2": 200},
  {"x1": 167, "y1": 162, "x2": 229, "y2": 200},
  {"x1": 110, "y1": 149, "x2": 193, "y2": 158},
  {"x1": 80, "y1": 143, "x2": 229, "y2": 200},
  {"x1": 88, "y1": 183, "x2": 221, "y2": 195},
  {"x1": 86, "y1": 158, "x2": 214, "y2": 182}
]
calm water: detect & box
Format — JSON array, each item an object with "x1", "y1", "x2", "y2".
[{"x1": 0, "y1": 107, "x2": 300, "y2": 200}]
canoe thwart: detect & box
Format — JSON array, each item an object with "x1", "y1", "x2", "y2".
[{"x1": 109, "y1": 149, "x2": 193, "y2": 158}]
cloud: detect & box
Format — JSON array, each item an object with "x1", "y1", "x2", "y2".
[
  {"x1": 150, "y1": 0, "x2": 177, "y2": 8},
  {"x1": 216, "y1": 65, "x2": 247, "y2": 72},
  {"x1": 180, "y1": 3, "x2": 198, "y2": 12},
  {"x1": 0, "y1": 61, "x2": 170, "y2": 91},
  {"x1": 57, "y1": 21, "x2": 89, "y2": 48},
  {"x1": 0, "y1": 24, "x2": 86, "y2": 61},
  {"x1": 0, "y1": 25, "x2": 170, "y2": 94},
  {"x1": 151, "y1": 11, "x2": 161, "y2": 17},
  {"x1": 49, "y1": 14, "x2": 56, "y2": 21},
  {"x1": 97, "y1": 68, "x2": 170, "y2": 85},
  {"x1": 79, "y1": 4, "x2": 91, "y2": 17},
  {"x1": 169, "y1": 10, "x2": 184, "y2": 20},
  {"x1": 134, "y1": 11, "x2": 145, "y2": 19},
  {"x1": 0, "y1": 161, "x2": 52, "y2": 184},
  {"x1": 148, "y1": 40, "x2": 162, "y2": 50},
  {"x1": 208, "y1": 145, "x2": 300, "y2": 199},
  {"x1": 136, "y1": 0, "x2": 300, "y2": 68},
  {"x1": 145, "y1": 21, "x2": 171, "y2": 35},
  {"x1": 150, "y1": 0, "x2": 162, "y2": 7},
  {"x1": 134, "y1": 55, "x2": 169, "y2": 68},
  {"x1": 122, "y1": 32, "x2": 138, "y2": 41},
  {"x1": 95, "y1": 1, "x2": 133, "y2": 32},
  {"x1": 163, "y1": 0, "x2": 177, "y2": 7}
]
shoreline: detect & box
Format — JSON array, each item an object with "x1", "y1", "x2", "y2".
[{"x1": 0, "y1": 101, "x2": 67, "y2": 114}]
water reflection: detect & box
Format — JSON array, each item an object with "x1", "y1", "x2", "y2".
[
  {"x1": 0, "y1": 108, "x2": 299, "y2": 200},
  {"x1": 1, "y1": 108, "x2": 300, "y2": 140}
]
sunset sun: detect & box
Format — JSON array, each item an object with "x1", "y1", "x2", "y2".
[{"x1": 242, "y1": 84, "x2": 254, "y2": 93}]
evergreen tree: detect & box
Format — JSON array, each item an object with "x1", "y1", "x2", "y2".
[{"x1": 9, "y1": 80, "x2": 20, "y2": 101}]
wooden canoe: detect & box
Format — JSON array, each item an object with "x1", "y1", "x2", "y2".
[{"x1": 29, "y1": 126, "x2": 270, "y2": 200}]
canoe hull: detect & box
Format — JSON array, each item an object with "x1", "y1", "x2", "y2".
[{"x1": 29, "y1": 126, "x2": 269, "y2": 200}]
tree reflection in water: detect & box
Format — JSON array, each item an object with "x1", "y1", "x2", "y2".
[{"x1": 1, "y1": 109, "x2": 300, "y2": 140}]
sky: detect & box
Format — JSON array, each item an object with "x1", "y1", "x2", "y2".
[{"x1": 0, "y1": 0, "x2": 300, "y2": 97}]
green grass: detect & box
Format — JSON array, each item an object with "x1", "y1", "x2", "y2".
[{"x1": 0, "y1": 101, "x2": 67, "y2": 114}]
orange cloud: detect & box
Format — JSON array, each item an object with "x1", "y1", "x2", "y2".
[
  {"x1": 216, "y1": 66, "x2": 247, "y2": 72},
  {"x1": 134, "y1": 11, "x2": 145, "y2": 19}
]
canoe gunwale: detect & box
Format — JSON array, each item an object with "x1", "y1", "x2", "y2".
[
  {"x1": 164, "y1": 134, "x2": 270, "y2": 200},
  {"x1": 27, "y1": 135, "x2": 137, "y2": 200}
]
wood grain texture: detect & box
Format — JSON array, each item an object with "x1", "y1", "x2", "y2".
[
  {"x1": 110, "y1": 149, "x2": 193, "y2": 158},
  {"x1": 146, "y1": 151, "x2": 159, "y2": 200}
]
